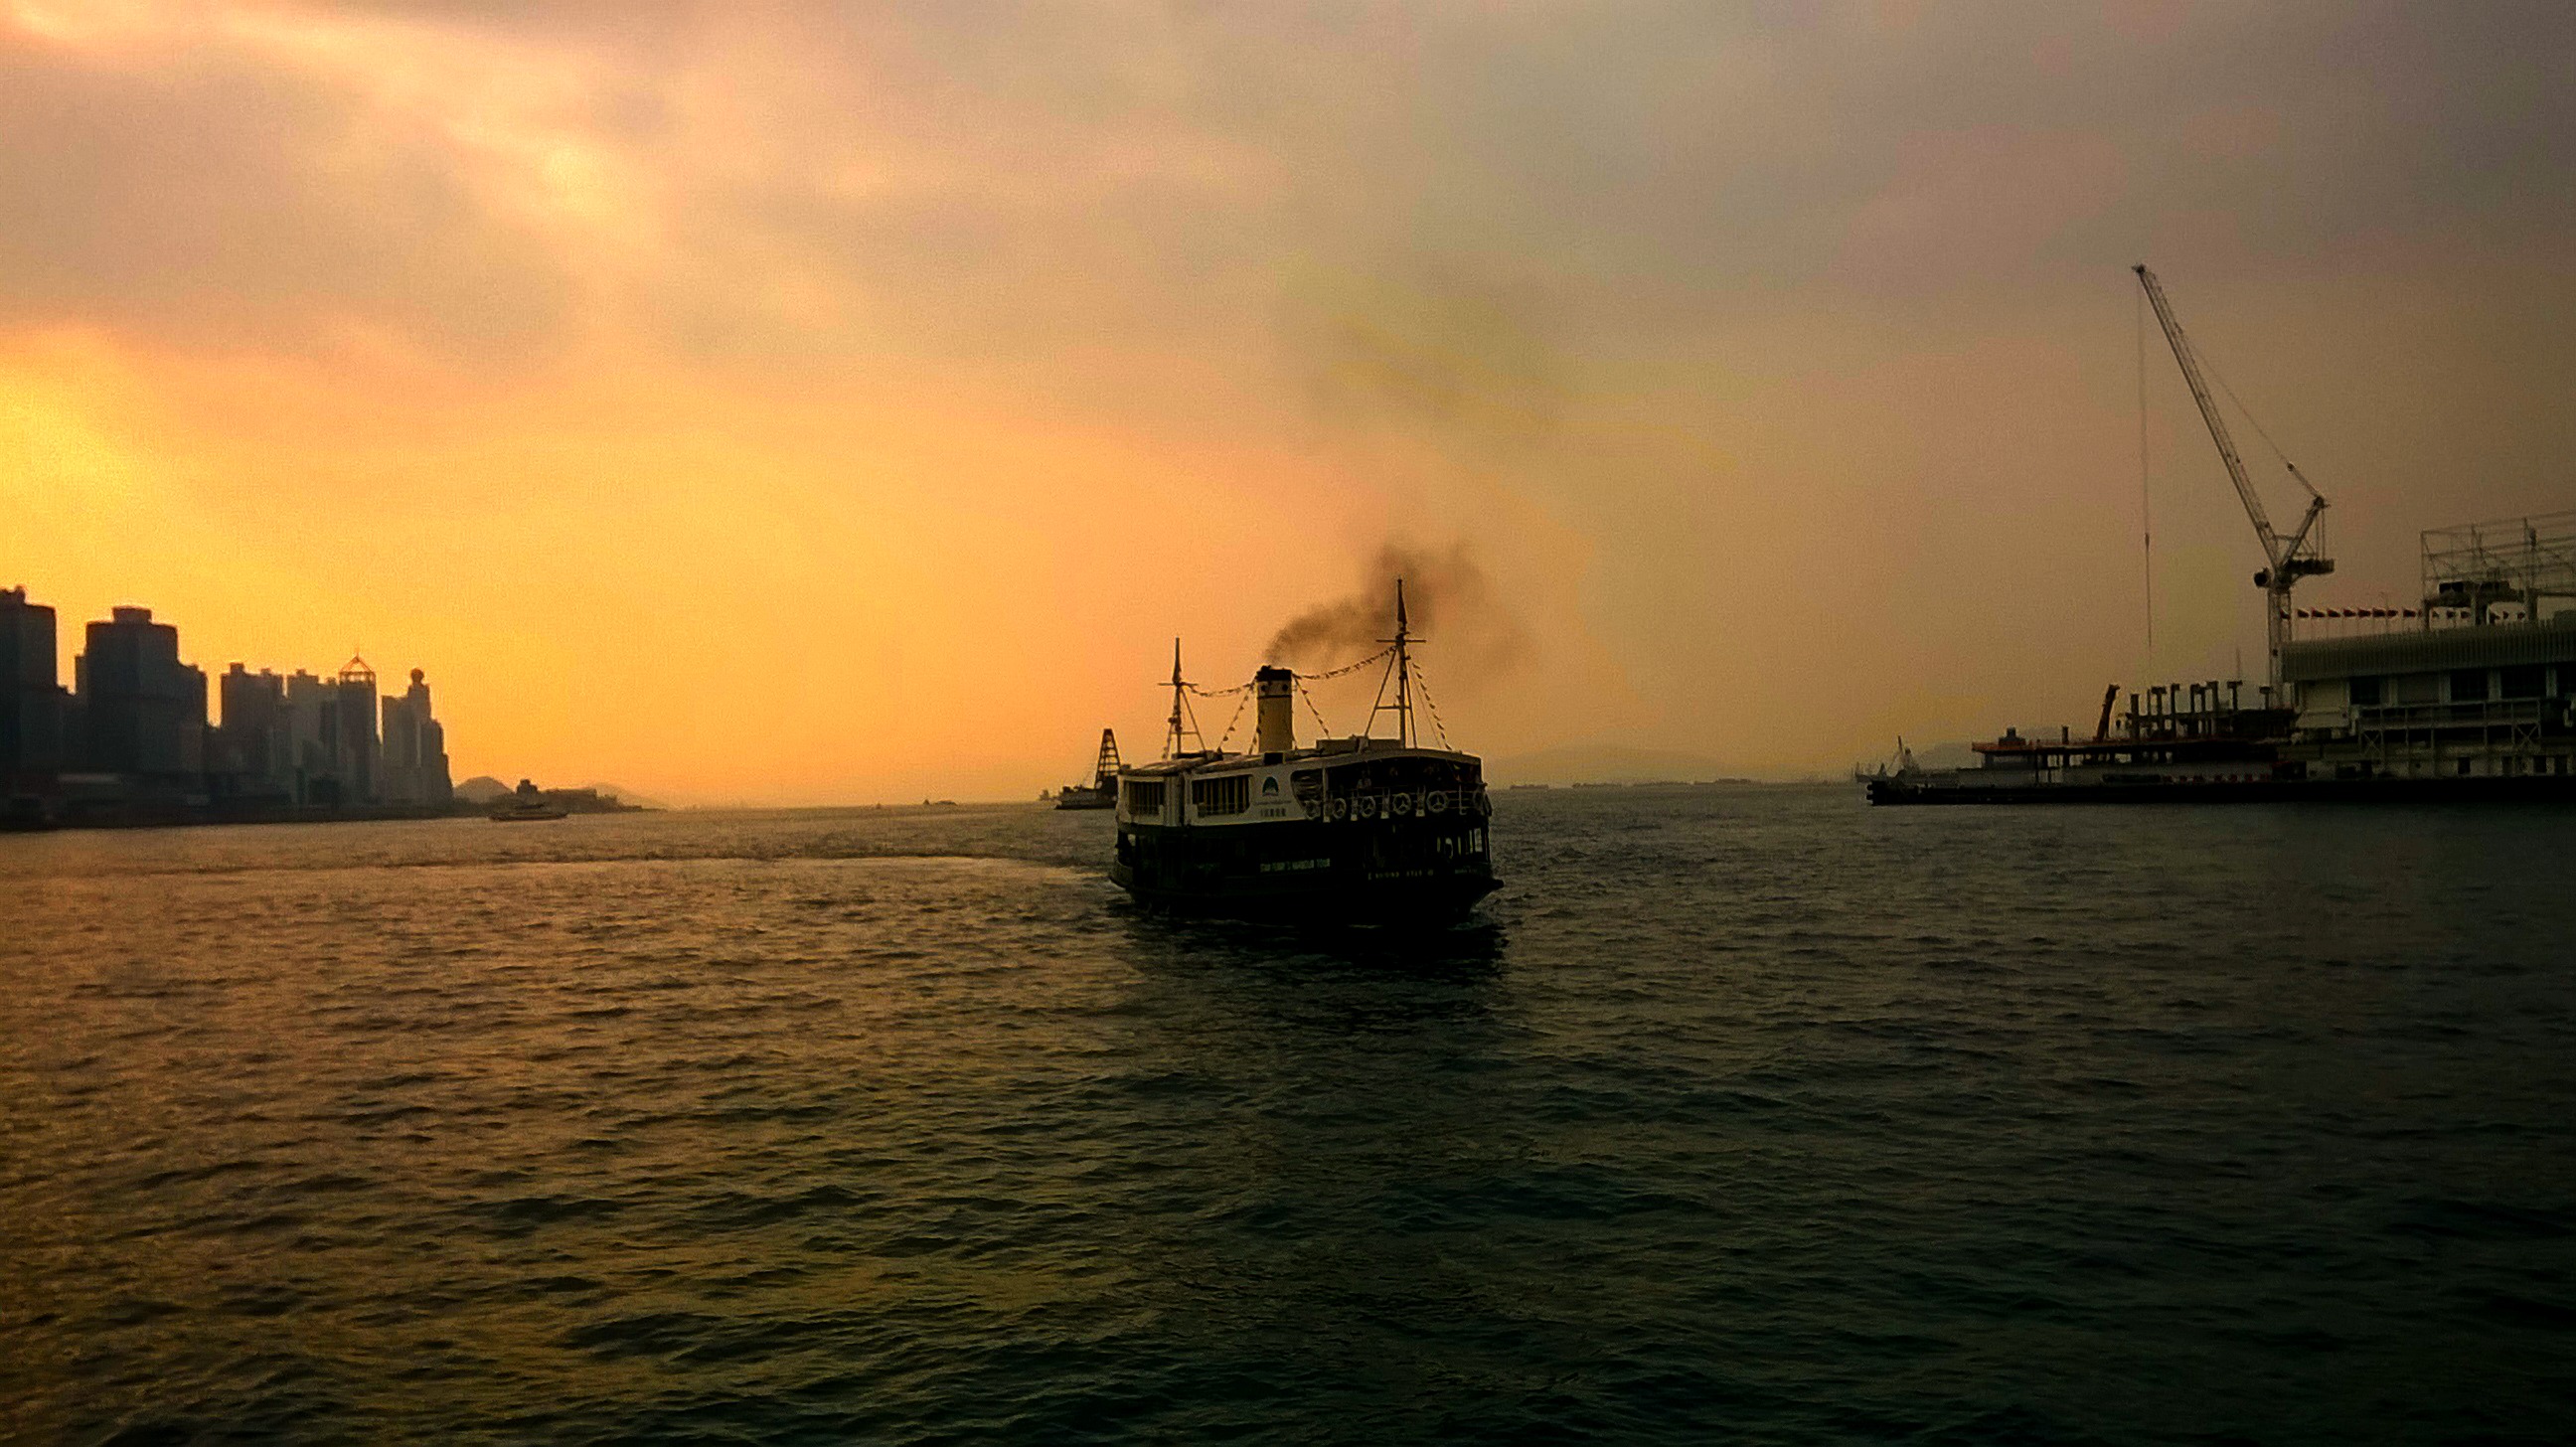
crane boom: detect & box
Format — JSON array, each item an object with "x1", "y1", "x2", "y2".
[
  {"x1": 2132, "y1": 264, "x2": 2332, "y2": 699},
  {"x1": 2134, "y1": 264, "x2": 2280, "y2": 559}
]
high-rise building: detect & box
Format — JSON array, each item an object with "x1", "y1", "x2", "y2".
[
  {"x1": 277, "y1": 661, "x2": 383, "y2": 807},
  {"x1": 379, "y1": 668, "x2": 453, "y2": 807},
  {"x1": 2, "y1": 585, "x2": 67, "y2": 786},
  {"x1": 75, "y1": 605, "x2": 205, "y2": 779},
  {"x1": 333, "y1": 655, "x2": 380, "y2": 805},
  {"x1": 215, "y1": 663, "x2": 292, "y2": 800},
  {"x1": 283, "y1": 670, "x2": 337, "y2": 805}
]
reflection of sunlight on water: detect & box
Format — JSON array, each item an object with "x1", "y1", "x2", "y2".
[
  {"x1": 1107, "y1": 905, "x2": 1513, "y2": 1063},
  {"x1": 6, "y1": 795, "x2": 2576, "y2": 1442}
]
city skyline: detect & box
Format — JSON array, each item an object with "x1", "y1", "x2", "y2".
[
  {"x1": 4, "y1": 3, "x2": 2570, "y2": 804},
  {"x1": 2, "y1": 584, "x2": 452, "y2": 824}
]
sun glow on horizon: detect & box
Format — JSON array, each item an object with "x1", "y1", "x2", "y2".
[{"x1": 5, "y1": 2, "x2": 2569, "y2": 798}]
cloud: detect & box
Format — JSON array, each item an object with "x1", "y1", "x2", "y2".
[{"x1": 6, "y1": 0, "x2": 2574, "y2": 790}]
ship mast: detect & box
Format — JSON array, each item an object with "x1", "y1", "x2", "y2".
[
  {"x1": 1366, "y1": 578, "x2": 1416, "y2": 748},
  {"x1": 1163, "y1": 637, "x2": 1206, "y2": 757}
]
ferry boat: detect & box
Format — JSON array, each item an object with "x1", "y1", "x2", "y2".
[
  {"x1": 1111, "y1": 584, "x2": 1498, "y2": 921},
  {"x1": 488, "y1": 779, "x2": 569, "y2": 821}
]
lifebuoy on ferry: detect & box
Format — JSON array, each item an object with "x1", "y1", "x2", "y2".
[
  {"x1": 1357, "y1": 796, "x2": 1377, "y2": 819},
  {"x1": 1426, "y1": 791, "x2": 1448, "y2": 815},
  {"x1": 1391, "y1": 793, "x2": 1413, "y2": 817},
  {"x1": 1329, "y1": 797, "x2": 1349, "y2": 820}
]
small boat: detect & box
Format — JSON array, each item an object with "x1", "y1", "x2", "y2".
[
  {"x1": 1110, "y1": 581, "x2": 1497, "y2": 923},
  {"x1": 489, "y1": 779, "x2": 569, "y2": 821}
]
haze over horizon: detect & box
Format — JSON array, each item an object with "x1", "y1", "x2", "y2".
[{"x1": 7, "y1": 1, "x2": 2570, "y2": 805}]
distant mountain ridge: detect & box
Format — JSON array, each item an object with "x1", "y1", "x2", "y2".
[
  {"x1": 453, "y1": 775, "x2": 665, "y2": 810},
  {"x1": 1487, "y1": 742, "x2": 1760, "y2": 786}
]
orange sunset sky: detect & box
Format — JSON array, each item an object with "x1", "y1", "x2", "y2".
[{"x1": 5, "y1": 1, "x2": 2571, "y2": 803}]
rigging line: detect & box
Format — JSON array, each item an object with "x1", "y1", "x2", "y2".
[
  {"x1": 1366, "y1": 645, "x2": 1408, "y2": 744},
  {"x1": 1291, "y1": 647, "x2": 1394, "y2": 682},
  {"x1": 2187, "y1": 332, "x2": 2315, "y2": 496},
  {"x1": 1298, "y1": 648, "x2": 1380, "y2": 679},
  {"x1": 1211, "y1": 688, "x2": 1251, "y2": 751},
  {"x1": 1411, "y1": 667, "x2": 1453, "y2": 749},
  {"x1": 1167, "y1": 680, "x2": 1207, "y2": 757},
  {"x1": 1296, "y1": 678, "x2": 1337, "y2": 740},
  {"x1": 1171, "y1": 693, "x2": 1207, "y2": 755}
]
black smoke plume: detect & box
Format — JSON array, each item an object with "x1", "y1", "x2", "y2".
[{"x1": 1265, "y1": 542, "x2": 1529, "y2": 682}]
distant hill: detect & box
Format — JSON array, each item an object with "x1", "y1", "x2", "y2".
[
  {"x1": 454, "y1": 776, "x2": 665, "y2": 810},
  {"x1": 1487, "y1": 742, "x2": 1760, "y2": 786}
]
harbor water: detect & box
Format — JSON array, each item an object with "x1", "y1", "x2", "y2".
[{"x1": 4, "y1": 789, "x2": 2571, "y2": 1443}]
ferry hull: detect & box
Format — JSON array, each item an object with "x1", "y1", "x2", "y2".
[
  {"x1": 1112, "y1": 868, "x2": 1500, "y2": 923},
  {"x1": 1111, "y1": 817, "x2": 1497, "y2": 924}
]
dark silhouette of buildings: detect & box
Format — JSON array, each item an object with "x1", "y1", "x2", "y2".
[
  {"x1": 381, "y1": 668, "x2": 454, "y2": 807},
  {"x1": 3, "y1": 588, "x2": 69, "y2": 818},
  {"x1": 284, "y1": 669, "x2": 336, "y2": 803},
  {"x1": 330, "y1": 655, "x2": 381, "y2": 806},
  {"x1": 0, "y1": 586, "x2": 457, "y2": 826},
  {"x1": 214, "y1": 664, "x2": 291, "y2": 804},
  {"x1": 75, "y1": 606, "x2": 206, "y2": 783}
]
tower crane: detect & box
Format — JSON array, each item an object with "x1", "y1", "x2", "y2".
[{"x1": 2133, "y1": 264, "x2": 2332, "y2": 699}]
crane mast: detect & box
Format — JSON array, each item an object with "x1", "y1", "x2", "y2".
[{"x1": 2133, "y1": 264, "x2": 2331, "y2": 699}]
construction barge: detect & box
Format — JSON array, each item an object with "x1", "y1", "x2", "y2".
[
  {"x1": 1868, "y1": 574, "x2": 2576, "y2": 805},
  {"x1": 1052, "y1": 729, "x2": 1120, "y2": 810},
  {"x1": 1110, "y1": 584, "x2": 1498, "y2": 921},
  {"x1": 1868, "y1": 266, "x2": 2576, "y2": 805}
]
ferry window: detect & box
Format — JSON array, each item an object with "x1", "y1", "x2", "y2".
[
  {"x1": 1123, "y1": 780, "x2": 1165, "y2": 814},
  {"x1": 2348, "y1": 676, "x2": 2380, "y2": 707},
  {"x1": 2500, "y1": 665, "x2": 2544, "y2": 700},
  {"x1": 2450, "y1": 670, "x2": 2490, "y2": 704},
  {"x1": 1192, "y1": 774, "x2": 1249, "y2": 816}
]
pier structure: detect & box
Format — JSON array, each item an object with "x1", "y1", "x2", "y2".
[
  {"x1": 2280, "y1": 509, "x2": 2576, "y2": 781},
  {"x1": 1875, "y1": 265, "x2": 2576, "y2": 804}
]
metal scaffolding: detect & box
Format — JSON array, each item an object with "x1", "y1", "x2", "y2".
[{"x1": 2420, "y1": 509, "x2": 2576, "y2": 627}]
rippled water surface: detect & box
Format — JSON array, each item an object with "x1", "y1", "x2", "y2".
[{"x1": 4, "y1": 789, "x2": 2573, "y2": 1443}]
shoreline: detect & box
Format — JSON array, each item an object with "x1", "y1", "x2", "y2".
[{"x1": 1, "y1": 803, "x2": 649, "y2": 835}]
